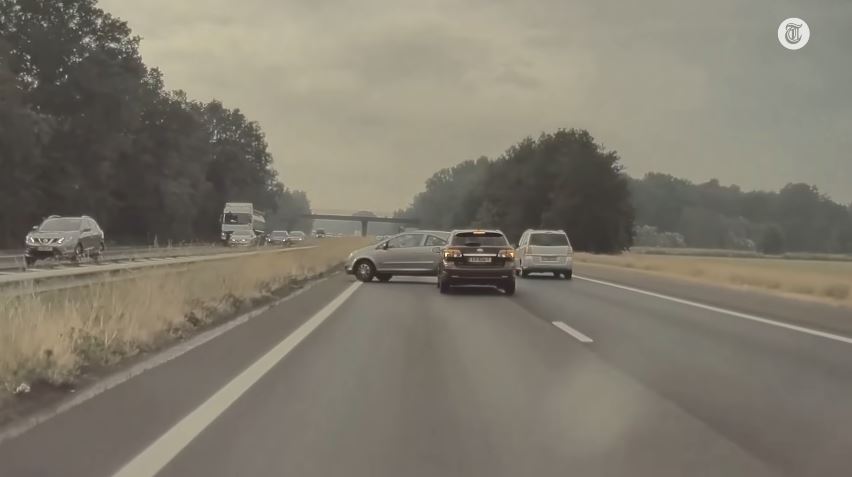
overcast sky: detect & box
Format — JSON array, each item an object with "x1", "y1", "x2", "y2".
[{"x1": 101, "y1": 0, "x2": 852, "y2": 212}]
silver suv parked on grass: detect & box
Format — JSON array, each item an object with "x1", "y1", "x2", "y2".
[
  {"x1": 25, "y1": 215, "x2": 105, "y2": 266},
  {"x1": 345, "y1": 230, "x2": 450, "y2": 282}
]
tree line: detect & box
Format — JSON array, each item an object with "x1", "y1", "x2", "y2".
[
  {"x1": 630, "y1": 174, "x2": 852, "y2": 254},
  {"x1": 396, "y1": 129, "x2": 635, "y2": 253},
  {"x1": 0, "y1": 0, "x2": 309, "y2": 247},
  {"x1": 398, "y1": 129, "x2": 852, "y2": 254}
]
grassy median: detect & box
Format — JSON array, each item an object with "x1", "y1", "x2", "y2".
[
  {"x1": 0, "y1": 238, "x2": 369, "y2": 404},
  {"x1": 576, "y1": 252, "x2": 852, "y2": 308}
]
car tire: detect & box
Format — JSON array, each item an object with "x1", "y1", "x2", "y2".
[
  {"x1": 25, "y1": 256, "x2": 36, "y2": 267},
  {"x1": 565, "y1": 270, "x2": 573, "y2": 280},
  {"x1": 354, "y1": 260, "x2": 376, "y2": 282},
  {"x1": 376, "y1": 273, "x2": 392, "y2": 282},
  {"x1": 553, "y1": 271, "x2": 561, "y2": 278},
  {"x1": 73, "y1": 244, "x2": 84, "y2": 263},
  {"x1": 521, "y1": 270, "x2": 530, "y2": 278},
  {"x1": 92, "y1": 242, "x2": 104, "y2": 262},
  {"x1": 439, "y1": 278, "x2": 451, "y2": 294},
  {"x1": 502, "y1": 279, "x2": 516, "y2": 296}
]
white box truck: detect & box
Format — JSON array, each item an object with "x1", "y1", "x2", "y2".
[{"x1": 220, "y1": 202, "x2": 267, "y2": 245}]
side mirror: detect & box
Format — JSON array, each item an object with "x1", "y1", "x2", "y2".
[
  {"x1": 431, "y1": 247, "x2": 442, "y2": 253},
  {"x1": 32, "y1": 225, "x2": 38, "y2": 231}
]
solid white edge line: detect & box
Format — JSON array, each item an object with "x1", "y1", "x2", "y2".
[
  {"x1": 552, "y1": 321, "x2": 594, "y2": 343},
  {"x1": 574, "y1": 275, "x2": 852, "y2": 346},
  {"x1": 0, "y1": 277, "x2": 332, "y2": 445},
  {"x1": 111, "y1": 281, "x2": 363, "y2": 477}
]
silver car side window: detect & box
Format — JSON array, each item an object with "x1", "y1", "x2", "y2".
[
  {"x1": 387, "y1": 234, "x2": 422, "y2": 249},
  {"x1": 424, "y1": 235, "x2": 447, "y2": 247}
]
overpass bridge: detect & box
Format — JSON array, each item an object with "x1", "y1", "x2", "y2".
[{"x1": 302, "y1": 213, "x2": 419, "y2": 236}]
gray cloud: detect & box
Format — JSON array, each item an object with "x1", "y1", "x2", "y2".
[{"x1": 102, "y1": 0, "x2": 852, "y2": 211}]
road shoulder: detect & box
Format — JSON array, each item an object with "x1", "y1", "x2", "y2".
[
  {"x1": 576, "y1": 262, "x2": 852, "y2": 338},
  {"x1": 0, "y1": 273, "x2": 355, "y2": 477}
]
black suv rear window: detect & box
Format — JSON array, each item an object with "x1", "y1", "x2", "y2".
[
  {"x1": 451, "y1": 232, "x2": 509, "y2": 247},
  {"x1": 529, "y1": 233, "x2": 569, "y2": 246}
]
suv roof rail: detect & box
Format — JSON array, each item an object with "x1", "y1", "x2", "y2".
[{"x1": 46, "y1": 214, "x2": 61, "y2": 219}]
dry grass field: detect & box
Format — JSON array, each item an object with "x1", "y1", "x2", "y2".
[
  {"x1": 576, "y1": 252, "x2": 852, "y2": 308},
  {"x1": 0, "y1": 238, "x2": 369, "y2": 402}
]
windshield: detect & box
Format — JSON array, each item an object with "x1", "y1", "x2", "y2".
[
  {"x1": 5, "y1": 2, "x2": 852, "y2": 476},
  {"x1": 38, "y1": 218, "x2": 81, "y2": 232},
  {"x1": 451, "y1": 232, "x2": 509, "y2": 247},
  {"x1": 223, "y1": 212, "x2": 251, "y2": 225},
  {"x1": 530, "y1": 233, "x2": 570, "y2": 246}
]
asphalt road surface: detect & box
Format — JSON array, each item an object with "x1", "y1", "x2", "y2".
[{"x1": 2, "y1": 265, "x2": 852, "y2": 476}]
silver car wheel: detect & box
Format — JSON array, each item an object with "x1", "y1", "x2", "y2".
[{"x1": 356, "y1": 262, "x2": 373, "y2": 280}]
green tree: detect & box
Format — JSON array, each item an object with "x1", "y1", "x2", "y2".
[
  {"x1": 399, "y1": 129, "x2": 635, "y2": 252},
  {"x1": 760, "y1": 225, "x2": 785, "y2": 255},
  {"x1": 0, "y1": 0, "x2": 304, "y2": 246},
  {"x1": 630, "y1": 175, "x2": 852, "y2": 253},
  {"x1": 267, "y1": 190, "x2": 313, "y2": 232}
]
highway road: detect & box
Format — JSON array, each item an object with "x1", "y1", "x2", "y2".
[{"x1": 2, "y1": 265, "x2": 852, "y2": 476}]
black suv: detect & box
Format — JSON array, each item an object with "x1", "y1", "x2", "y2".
[
  {"x1": 437, "y1": 229, "x2": 516, "y2": 295},
  {"x1": 25, "y1": 215, "x2": 105, "y2": 265}
]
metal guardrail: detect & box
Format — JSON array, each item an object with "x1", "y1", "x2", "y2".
[
  {"x1": 0, "y1": 244, "x2": 314, "y2": 280},
  {"x1": 0, "y1": 244, "x2": 243, "y2": 274},
  {"x1": 0, "y1": 245, "x2": 320, "y2": 295},
  {"x1": 0, "y1": 255, "x2": 25, "y2": 272}
]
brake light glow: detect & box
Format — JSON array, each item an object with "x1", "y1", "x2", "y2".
[
  {"x1": 443, "y1": 248, "x2": 463, "y2": 259},
  {"x1": 497, "y1": 249, "x2": 515, "y2": 260}
]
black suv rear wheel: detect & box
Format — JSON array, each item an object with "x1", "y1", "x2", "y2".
[{"x1": 502, "y1": 279, "x2": 516, "y2": 296}]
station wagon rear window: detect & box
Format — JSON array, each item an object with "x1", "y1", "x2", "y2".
[{"x1": 529, "y1": 233, "x2": 570, "y2": 246}]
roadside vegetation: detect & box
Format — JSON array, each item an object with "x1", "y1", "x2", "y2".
[
  {"x1": 396, "y1": 130, "x2": 635, "y2": 253},
  {"x1": 631, "y1": 176, "x2": 852, "y2": 254},
  {"x1": 0, "y1": 0, "x2": 311, "y2": 248},
  {"x1": 0, "y1": 238, "x2": 368, "y2": 404},
  {"x1": 629, "y1": 247, "x2": 852, "y2": 262},
  {"x1": 576, "y1": 253, "x2": 852, "y2": 308}
]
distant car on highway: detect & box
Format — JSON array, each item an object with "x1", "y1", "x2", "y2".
[
  {"x1": 267, "y1": 230, "x2": 291, "y2": 246},
  {"x1": 437, "y1": 229, "x2": 516, "y2": 295},
  {"x1": 345, "y1": 230, "x2": 449, "y2": 282},
  {"x1": 515, "y1": 229, "x2": 573, "y2": 279},
  {"x1": 25, "y1": 215, "x2": 105, "y2": 266},
  {"x1": 227, "y1": 229, "x2": 259, "y2": 247},
  {"x1": 289, "y1": 231, "x2": 306, "y2": 242},
  {"x1": 314, "y1": 229, "x2": 326, "y2": 238}
]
